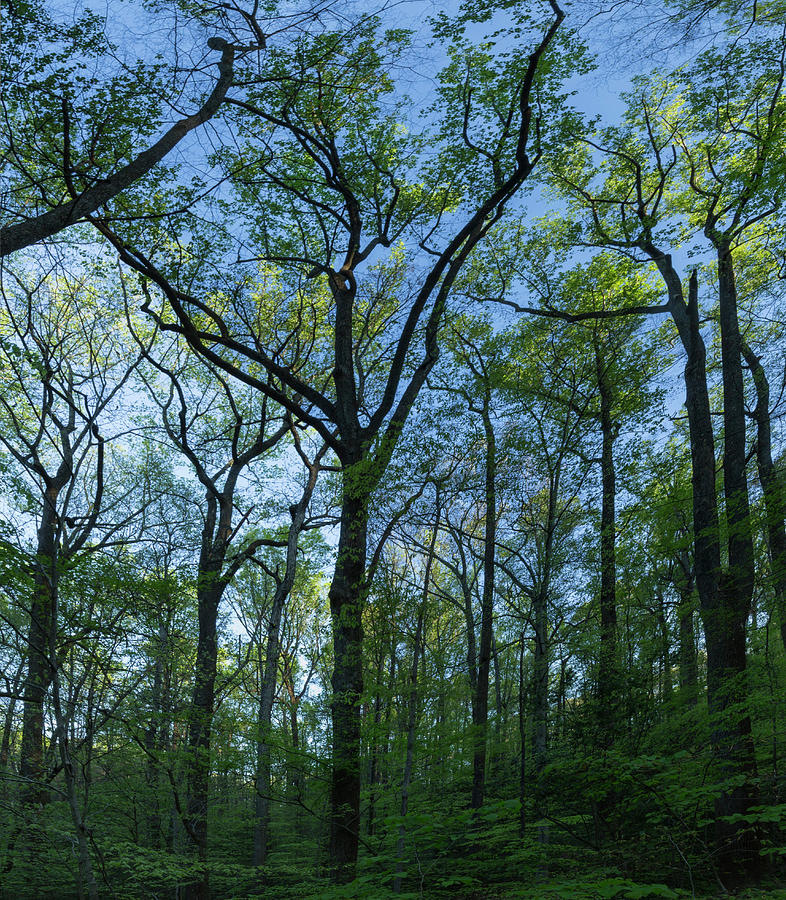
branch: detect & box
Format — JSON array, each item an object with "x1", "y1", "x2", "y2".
[
  {"x1": 1, "y1": 39, "x2": 238, "y2": 256},
  {"x1": 473, "y1": 294, "x2": 670, "y2": 322}
]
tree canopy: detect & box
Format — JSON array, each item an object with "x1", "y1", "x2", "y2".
[{"x1": 1, "y1": 1, "x2": 786, "y2": 898}]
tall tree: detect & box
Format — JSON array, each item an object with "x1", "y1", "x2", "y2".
[
  {"x1": 542, "y1": 38, "x2": 786, "y2": 876},
  {"x1": 741, "y1": 338, "x2": 786, "y2": 649},
  {"x1": 0, "y1": 270, "x2": 138, "y2": 800},
  {"x1": 251, "y1": 438, "x2": 325, "y2": 879},
  {"x1": 392, "y1": 488, "x2": 440, "y2": 893},
  {"x1": 135, "y1": 332, "x2": 298, "y2": 899},
  {"x1": 434, "y1": 320, "x2": 502, "y2": 811},
  {"x1": 0, "y1": 266, "x2": 144, "y2": 895},
  {"x1": 93, "y1": 1, "x2": 568, "y2": 879}
]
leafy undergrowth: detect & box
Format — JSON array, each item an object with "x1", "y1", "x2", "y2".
[
  {"x1": 94, "y1": 838, "x2": 786, "y2": 900},
  {"x1": 299, "y1": 878, "x2": 686, "y2": 900},
  {"x1": 92, "y1": 785, "x2": 786, "y2": 900},
  {"x1": 291, "y1": 878, "x2": 786, "y2": 900}
]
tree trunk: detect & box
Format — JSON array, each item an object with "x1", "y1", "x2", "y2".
[
  {"x1": 392, "y1": 599, "x2": 425, "y2": 893},
  {"x1": 472, "y1": 404, "x2": 496, "y2": 810},
  {"x1": 283, "y1": 667, "x2": 304, "y2": 815},
  {"x1": 183, "y1": 577, "x2": 223, "y2": 900},
  {"x1": 675, "y1": 550, "x2": 698, "y2": 707},
  {"x1": 667, "y1": 261, "x2": 759, "y2": 883},
  {"x1": 369, "y1": 643, "x2": 396, "y2": 836},
  {"x1": 532, "y1": 587, "x2": 549, "y2": 802},
  {"x1": 20, "y1": 490, "x2": 60, "y2": 806},
  {"x1": 253, "y1": 650, "x2": 275, "y2": 876},
  {"x1": 490, "y1": 632, "x2": 504, "y2": 774},
  {"x1": 51, "y1": 648, "x2": 99, "y2": 900},
  {"x1": 678, "y1": 604, "x2": 698, "y2": 706},
  {"x1": 595, "y1": 338, "x2": 618, "y2": 749},
  {"x1": 657, "y1": 590, "x2": 673, "y2": 707},
  {"x1": 708, "y1": 246, "x2": 759, "y2": 882},
  {"x1": 254, "y1": 463, "x2": 318, "y2": 877},
  {"x1": 327, "y1": 470, "x2": 369, "y2": 883},
  {"x1": 532, "y1": 582, "x2": 550, "y2": 875},
  {"x1": 741, "y1": 339, "x2": 786, "y2": 651},
  {"x1": 530, "y1": 561, "x2": 551, "y2": 874},
  {"x1": 145, "y1": 618, "x2": 167, "y2": 848},
  {"x1": 366, "y1": 652, "x2": 385, "y2": 837},
  {"x1": 0, "y1": 661, "x2": 24, "y2": 774},
  {"x1": 394, "y1": 502, "x2": 438, "y2": 893},
  {"x1": 463, "y1": 580, "x2": 478, "y2": 699},
  {"x1": 518, "y1": 631, "x2": 527, "y2": 838}
]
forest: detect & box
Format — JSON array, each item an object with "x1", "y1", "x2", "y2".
[{"x1": 1, "y1": 0, "x2": 786, "y2": 897}]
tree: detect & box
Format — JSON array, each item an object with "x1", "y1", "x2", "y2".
[
  {"x1": 92, "y1": 0, "x2": 568, "y2": 880},
  {"x1": 543, "y1": 37, "x2": 786, "y2": 877},
  {"x1": 432, "y1": 318, "x2": 501, "y2": 812},
  {"x1": 0, "y1": 264, "x2": 144, "y2": 895},
  {"x1": 391, "y1": 491, "x2": 440, "y2": 893},
  {"x1": 496, "y1": 317, "x2": 594, "y2": 863},
  {"x1": 134, "y1": 325, "x2": 302, "y2": 899},
  {"x1": 741, "y1": 337, "x2": 786, "y2": 650},
  {"x1": 249, "y1": 440, "x2": 325, "y2": 881},
  {"x1": 0, "y1": 0, "x2": 255, "y2": 256}
]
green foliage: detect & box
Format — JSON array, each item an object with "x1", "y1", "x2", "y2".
[
  {"x1": 3, "y1": 2, "x2": 786, "y2": 899},
  {"x1": 503, "y1": 879, "x2": 686, "y2": 899}
]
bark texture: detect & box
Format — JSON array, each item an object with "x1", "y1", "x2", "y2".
[
  {"x1": 472, "y1": 401, "x2": 496, "y2": 810},
  {"x1": 327, "y1": 477, "x2": 369, "y2": 883}
]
